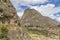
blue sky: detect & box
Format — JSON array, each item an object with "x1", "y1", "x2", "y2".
[{"x1": 10, "y1": 0, "x2": 60, "y2": 22}]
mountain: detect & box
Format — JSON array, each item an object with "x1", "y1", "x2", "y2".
[
  {"x1": 0, "y1": 0, "x2": 60, "y2": 40},
  {"x1": 21, "y1": 8, "x2": 58, "y2": 27},
  {"x1": 20, "y1": 8, "x2": 60, "y2": 40},
  {"x1": 0, "y1": 0, "x2": 32, "y2": 40}
]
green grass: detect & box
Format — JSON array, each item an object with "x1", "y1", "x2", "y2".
[
  {"x1": 0, "y1": 25, "x2": 9, "y2": 39},
  {"x1": 27, "y1": 29, "x2": 49, "y2": 36}
]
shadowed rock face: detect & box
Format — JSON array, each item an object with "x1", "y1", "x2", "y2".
[
  {"x1": 0, "y1": 0, "x2": 33, "y2": 40},
  {"x1": 0, "y1": 0, "x2": 19, "y2": 25},
  {"x1": 21, "y1": 8, "x2": 57, "y2": 27}
]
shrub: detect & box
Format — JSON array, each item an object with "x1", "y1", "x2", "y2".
[
  {"x1": 0, "y1": 25, "x2": 9, "y2": 39},
  {"x1": 27, "y1": 29, "x2": 48, "y2": 36},
  {"x1": 25, "y1": 25, "x2": 33, "y2": 27},
  {"x1": 0, "y1": 8, "x2": 3, "y2": 13},
  {"x1": 36, "y1": 25, "x2": 40, "y2": 27},
  {"x1": 58, "y1": 25, "x2": 60, "y2": 27},
  {"x1": 28, "y1": 25, "x2": 33, "y2": 27}
]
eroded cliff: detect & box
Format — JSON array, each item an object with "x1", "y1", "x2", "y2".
[{"x1": 0, "y1": 0, "x2": 33, "y2": 40}]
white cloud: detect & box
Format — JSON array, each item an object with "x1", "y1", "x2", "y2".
[
  {"x1": 30, "y1": 4, "x2": 60, "y2": 22},
  {"x1": 10, "y1": 0, "x2": 60, "y2": 22},
  {"x1": 10, "y1": 0, "x2": 48, "y2": 11},
  {"x1": 30, "y1": 4, "x2": 55, "y2": 16},
  {"x1": 56, "y1": 18, "x2": 60, "y2": 22},
  {"x1": 10, "y1": 0, "x2": 48, "y2": 5},
  {"x1": 17, "y1": 11, "x2": 24, "y2": 18},
  {"x1": 30, "y1": 4, "x2": 60, "y2": 19},
  {"x1": 20, "y1": 0, "x2": 48, "y2": 4}
]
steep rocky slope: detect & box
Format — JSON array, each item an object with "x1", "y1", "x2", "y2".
[
  {"x1": 21, "y1": 8, "x2": 57, "y2": 27},
  {"x1": 21, "y1": 8, "x2": 60, "y2": 40},
  {"x1": 0, "y1": 0, "x2": 32, "y2": 40}
]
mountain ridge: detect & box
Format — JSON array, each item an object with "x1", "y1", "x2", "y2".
[
  {"x1": 20, "y1": 8, "x2": 60, "y2": 40},
  {"x1": 0, "y1": 0, "x2": 33, "y2": 40},
  {"x1": 21, "y1": 8, "x2": 58, "y2": 27}
]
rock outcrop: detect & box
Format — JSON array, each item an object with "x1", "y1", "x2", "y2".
[
  {"x1": 21, "y1": 8, "x2": 57, "y2": 27},
  {"x1": 20, "y1": 8, "x2": 60, "y2": 40},
  {"x1": 0, "y1": 0, "x2": 20, "y2": 25},
  {"x1": 0, "y1": 0, "x2": 32, "y2": 40}
]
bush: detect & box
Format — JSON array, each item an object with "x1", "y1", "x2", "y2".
[
  {"x1": 58, "y1": 25, "x2": 60, "y2": 27},
  {"x1": 27, "y1": 29, "x2": 48, "y2": 36},
  {"x1": 0, "y1": 25, "x2": 9, "y2": 39},
  {"x1": 36, "y1": 25, "x2": 40, "y2": 27},
  {"x1": 25, "y1": 25, "x2": 33, "y2": 27}
]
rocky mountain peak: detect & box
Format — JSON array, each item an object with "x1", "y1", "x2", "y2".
[
  {"x1": 0, "y1": 0, "x2": 20, "y2": 25},
  {"x1": 20, "y1": 8, "x2": 60, "y2": 40},
  {"x1": 0, "y1": 0, "x2": 60, "y2": 40},
  {"x1": 21, "y1": 8, "x2": 57, "y2": 27},
  {"x1": 24, "y1": 8, "x2": 42, "y2": 16},
  {"x1": 0, "y1": 0, "x2": 33, "y2": 40}
]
